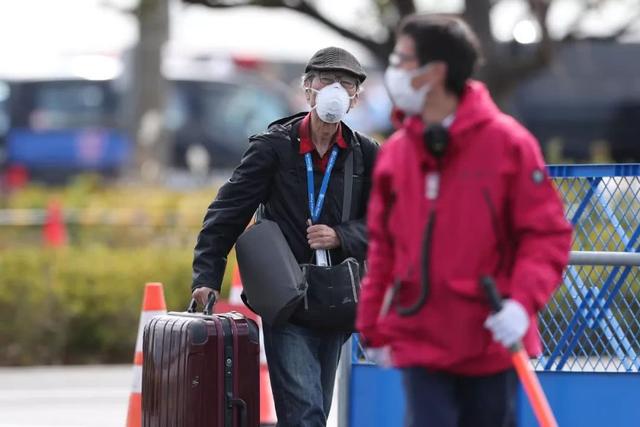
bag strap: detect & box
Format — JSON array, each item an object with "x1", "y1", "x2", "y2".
[
  {"x1": 256, "y1": 204, "x2": 265, "y2": 222},
  {"x1": 342, "y1": 132, "x2": 366, "y2": 222},
  {"x1": 342, "y1": 149, "x2": 354, "y2": 222}
]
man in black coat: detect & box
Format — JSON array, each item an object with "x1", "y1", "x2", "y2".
[{"x1": 191, "y1": 46, "x2": 379, "y2": 427}]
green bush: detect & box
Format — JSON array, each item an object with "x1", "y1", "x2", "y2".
[{"x1": 0, "y1": 246, "x2": 236, "y2": 366}]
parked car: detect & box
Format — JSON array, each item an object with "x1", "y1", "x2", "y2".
[
  {"x1": 2, "y1": 76, "x2": 130, "y2": 180},
  {"x1": 0, "y1": 80, "x2": 9, "y2": 164},
  {"x1": 167, "y1": 72, "x2": 294, "y2": 170}
]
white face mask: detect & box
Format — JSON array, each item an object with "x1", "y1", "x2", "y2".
[
  {"x1": 310, "y1": 83, "x2": 354, "y2": 123},
  {"x1": 384, "y1": 65, "x2": 430, "y2": 115}
]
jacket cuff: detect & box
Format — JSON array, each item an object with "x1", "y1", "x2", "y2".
[
  {"x1": 358, "y1": 330, "x2": 388, "y2": 349},
  {"x1": 192, "y1": 283, "x2": 220, "y2": 292},
  {"x1": 510, "y1": 291, "x2": 538, "y2": 317},
  {"x1": 333, "y1": 224, "x2": 347, "y2": 252},
  {"x1": 192, "y1": 257, "x2": 227, "y2": 291}
]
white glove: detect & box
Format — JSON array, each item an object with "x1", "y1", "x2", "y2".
[
  {"x1": 365, "y1": 346, "x2": 392, "y2": 368},
  {"x1": 484, "y1": 299, "x2": 529, "y2": 349}
]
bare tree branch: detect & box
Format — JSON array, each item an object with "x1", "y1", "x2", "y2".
[
  {"x1": 522, "y1": 0, "x2": 553, "y2": 69},
  {"x1": 462, "y1": 0, "x2": 494, "y2": 58},
  {"x1": 607, "y1": 9, "x2": 640, "y2": 39},
  {"x1": 294, "y1": 1, "x2": 391, "y2": 57},
  {"x1": 466, "y1": 0, "x2": 554, "y2": 102},
  {"x1": 394, "y1": 0, "x2": 416, "y2": 17},
  {"x1": 187, "y1": 0, "x2": 392, "y2": 62},
  {"x1": 98, "y1": 0, "x2": 135, "y2": 15}
]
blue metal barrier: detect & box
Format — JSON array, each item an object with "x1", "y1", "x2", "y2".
[
  {"x1": 348, "y1": 164, "x2": 640, "y2": 427},
  {"x1": 542, "y1": 165, "x2": 640, "y2": 372}
]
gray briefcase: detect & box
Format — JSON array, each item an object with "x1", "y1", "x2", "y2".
[{"x1": 235, "y1": 219, "x2": 307, "y2": 325}]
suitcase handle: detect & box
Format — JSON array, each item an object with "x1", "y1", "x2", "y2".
[
  {"x1": 187, "y1": 292, "x2": 217, "y2": 315},
  {"x1": 230, "y1": 398, "x2": 248, "y2": 427}
]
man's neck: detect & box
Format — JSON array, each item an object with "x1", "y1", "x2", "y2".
[
  {"x1": 309, "y1": 111, "x2": 339, "y2": 157},
  {"x1": 421, "y1": 87, "x2": 459, "y2": 125}
]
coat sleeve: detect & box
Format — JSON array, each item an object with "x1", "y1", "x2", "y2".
[
  {"x1": 192, "y1": 137, "x2": 277, "y2": 291},
  {"x1": 507, "y1": 133, "x2": 573, "y2": 315},
  {"x1": 333, "y1": 139, "x2": 379, "y2": 261},
  {"x1": 355, "y1": 146, "x2": 396, "y2": 347}
]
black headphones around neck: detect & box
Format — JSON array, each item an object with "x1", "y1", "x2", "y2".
[{"x1": 423, "y1": 123, "x2": 450, "y2": 159}]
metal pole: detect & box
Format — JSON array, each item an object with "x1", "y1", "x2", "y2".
[
  {"x1": 337, "y1": 336, "x2": 352, "y2": 427},
  {"x1": 569, "y1": 251, "x2": 640, "y2": 266}
]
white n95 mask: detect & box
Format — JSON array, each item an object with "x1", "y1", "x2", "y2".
[
  {"x1": 384, "y1": 65, "x2": 430, "y2": 115},
  {"x1": 311, "y1": 83, "x2": 354, "y2": 123}
]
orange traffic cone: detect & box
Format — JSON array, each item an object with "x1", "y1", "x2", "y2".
[
  {"x1": 43, "y1": 200, "x2": 67, "y2": 247},
  {"x1": 260, "y1": 364, "x2": 277, "y2": 425},
  {"x1": 229, "y1": 263, "x2": 243, "y2": 305},
  {"x1": 230, "y1": 263, "x2": 277, "y2": 424},
  {"x1": 126, "y1": 282, "x2": 167, "y2": 427}
]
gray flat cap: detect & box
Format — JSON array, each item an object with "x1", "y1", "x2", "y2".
[{"x1": 305, "y1": 47, "x2": 367, "y2": 83}]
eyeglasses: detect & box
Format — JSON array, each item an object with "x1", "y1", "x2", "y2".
[
  {"x1": 389, "y1": 52, "x2": 418, "y2": 67},
  {"x1": 316, "y1": 72, "x2": 358, "y2": 92}
]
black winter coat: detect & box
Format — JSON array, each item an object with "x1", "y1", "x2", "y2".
[{"x1": 192, "y1": 112, "x2": 379, "y2": 291}]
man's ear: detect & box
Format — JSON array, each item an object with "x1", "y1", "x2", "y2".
[
  {"x1": 350, "y1": 92, "x2": 359, "y2": 109},
  {"x1": 431, "y1": 61, "x2": 448, "y2": 86},
  {"x1": 304, "y1": 86, "x2": 312, "y2": 104}
]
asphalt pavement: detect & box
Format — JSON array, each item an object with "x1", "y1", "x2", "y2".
[
  {"x1": 0, "y1": 364, "x2": 343, "y2": 427},
  {"x1": 0, "y1": 365, "x2": 131, "y2": 427}
]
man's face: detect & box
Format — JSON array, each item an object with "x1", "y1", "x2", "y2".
[
  {"x1": 305, "y1": 70, "x2": 359, "y2": 109},
  {"x1": 390, "y1": 35, "x2": 420, "y2": 71},
  {"x1": 390, "y1": 35, "x2": 445, "y2": 91}
]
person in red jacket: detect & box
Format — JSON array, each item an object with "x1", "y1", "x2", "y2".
[{"x1": 356, "y1": 14, "x2": 573, "y2": 427}]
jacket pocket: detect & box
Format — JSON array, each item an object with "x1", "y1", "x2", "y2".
[
  {"x1": 438, "y1": 278, "x2": 497, "y2": 361},
  {"x1": 448, "y1": 277, "x2": 511, "y2": 301}
]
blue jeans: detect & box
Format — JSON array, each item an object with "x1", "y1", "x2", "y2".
[
  {"x1": 263, "y1": 322, "x2": 348, "y2": 427},
  {"x1": 402, "y1": 367, "x2": 518, "y2": 427}
]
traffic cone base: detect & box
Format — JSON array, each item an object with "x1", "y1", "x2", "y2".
[
  {"x1": 43, "y1": 200, "x2": 67, "y2": 247},
  {"x1": 126, "y1": 392, "x2": 142, "y2": 426},
  {"x1": 126, "y1": 282, "x2": 167, "y2": 427},
  {"x1": 260, "y1": 365, "x2": 277, "y2": 424},
  {"x1": 229, "y1": 264, "x2": 243, "y2": 305}
]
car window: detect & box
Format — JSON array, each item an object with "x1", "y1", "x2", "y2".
[
  {"x1": 168, "y1": 80, "x2": 290, "y2": 148},
  {"x1": 0, "y1": 81, "x2": 9, "y2": 136},
  {"x1": 205, "y1": 85, "x2": 288, "y2": 141},
  {"x1": 20, "y1": 81, "x2": 117, "y2": 130}
]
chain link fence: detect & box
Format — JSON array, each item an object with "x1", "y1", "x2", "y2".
[{"x1": 538, "y1": 165, "x2": 640, "y2": 372}]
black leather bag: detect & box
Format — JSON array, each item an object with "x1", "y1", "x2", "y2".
[
  {"x1": 293, "y1": 257, "x2": 361, "y2": 332},
  {"x1": 290, "y1": 149, "x2": 364, "y2": 332}
]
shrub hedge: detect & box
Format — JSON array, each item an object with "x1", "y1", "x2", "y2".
[{"x1": 0, "y1": 245, "x2": 236, "y2": 366}]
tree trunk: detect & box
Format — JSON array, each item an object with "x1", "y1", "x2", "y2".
[
  {"x1": 463, "y1": 0, "x2": 554, "y2": 106},
  {"x1": 130, "y1": 0, "x2": 170, "y2": 182}
]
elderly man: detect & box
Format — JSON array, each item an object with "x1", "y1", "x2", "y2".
[{"x1": 191, "y1": 47, "x2": 379, "y2": 427}]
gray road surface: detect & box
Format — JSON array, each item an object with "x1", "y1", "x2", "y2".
[
  {"x1": 0, "y1": 364, "x2": 349, "y2": 427},
  {"x1": 0, "y1": 365, "x2": 131, "y2": 427}
]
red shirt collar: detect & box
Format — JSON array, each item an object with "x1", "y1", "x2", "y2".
[{"x1": 298, "y1": 112, "x2": 348, "y2": 155}]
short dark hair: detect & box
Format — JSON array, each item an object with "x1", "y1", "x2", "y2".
[{"x1": 397, "y1": 14, "x2": 482, "y2": 96}]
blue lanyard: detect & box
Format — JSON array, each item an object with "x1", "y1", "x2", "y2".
[{"x1": 305, "y1": 146, "x2": 339, "y2": 224}]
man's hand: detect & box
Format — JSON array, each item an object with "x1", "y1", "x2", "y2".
[
  {"x1": 365, "y1": 346, "x2": 392, "y2": 368},
  {"x1": 307, "y1": 221, "x2": 341, "y2": 250},
  {"x1": 484, "y1": 299, "x2": 529, "y2": 348},
  {"x1": 192, "y1": 287, "x2": 220, "y2": 308}
]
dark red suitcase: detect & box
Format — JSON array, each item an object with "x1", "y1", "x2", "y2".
[{"x1": 142, "y1": 300, "x2": 260, "y2": 427}]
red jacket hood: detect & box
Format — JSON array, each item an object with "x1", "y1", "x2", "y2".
[{"x1": 400, "y1": 80, "x2": 500, "y2": 140}]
